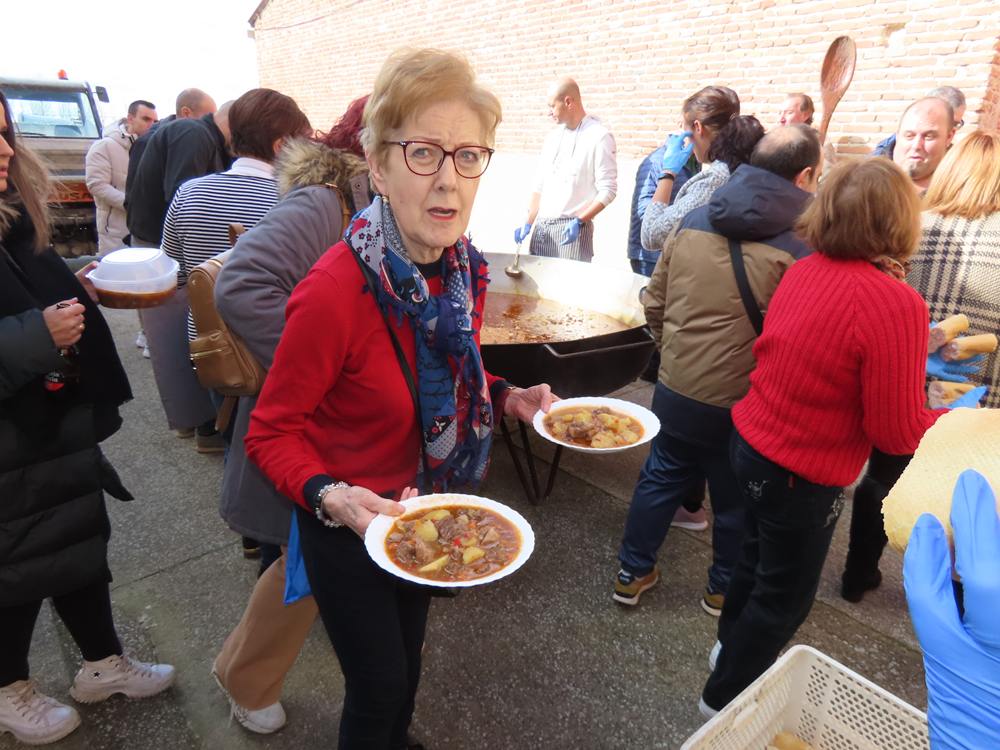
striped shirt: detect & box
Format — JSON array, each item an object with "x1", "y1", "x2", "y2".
[{"x1": 161, "y1": 157, "x2": 279, "y2": 340}]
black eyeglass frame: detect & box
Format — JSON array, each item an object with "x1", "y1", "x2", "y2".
[{"x1": 383, "y1": 140, "x2": 495, "y2": 178}]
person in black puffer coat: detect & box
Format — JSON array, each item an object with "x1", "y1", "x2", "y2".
[{"x1": 0, "y1": 91, "x2": 174, "y2": 747}]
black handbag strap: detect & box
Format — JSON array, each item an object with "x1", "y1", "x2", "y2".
[
  {"x1": 347, "y1": 248, "x2": 431, "y2": 492},
  {"x1": 728, "y1": 238, "x2": 764, "y2": 336}
]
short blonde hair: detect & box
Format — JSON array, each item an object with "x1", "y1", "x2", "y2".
[
  {"x1": 796, "y1": 158, "x2": 922, "y2": 261},
  {"x1": 924, "y1": 130, "x2": 1000, "y2": 220},
  {"x1": 361, "y1": 49, "x2": 502, "y2": 164}
]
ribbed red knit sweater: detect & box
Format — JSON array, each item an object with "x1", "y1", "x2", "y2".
[{"x1": 732, "y1": 254, "x2": 942, "y2": 486}]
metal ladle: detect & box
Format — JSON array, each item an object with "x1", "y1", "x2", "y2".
[
  {"x1": 817, "y1": 35, "x2": 857, "y2": 145},
  {"x1": 505, "y1": 239, "x2": 524, "y2": 278}
]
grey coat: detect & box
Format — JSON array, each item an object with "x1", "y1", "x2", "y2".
[{"x1": 214, "y1": 139, "x2": 366, "y2": 544}]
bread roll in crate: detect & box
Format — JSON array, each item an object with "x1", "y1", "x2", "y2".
[{"x1": 883, "y1": 409, "x2": 1000, "y2": 553}]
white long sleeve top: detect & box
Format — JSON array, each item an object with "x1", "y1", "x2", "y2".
[{"x1": 533, "y1": 115, "x2": 617, "y2": 219}]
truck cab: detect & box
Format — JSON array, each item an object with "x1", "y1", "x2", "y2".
[{"x1": 0, "y1": 77, "x2": 109, "y2": 256}]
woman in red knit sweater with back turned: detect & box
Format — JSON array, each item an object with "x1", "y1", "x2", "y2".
[{"x1": 700, "y1": 158, "x2": 946, "y2": 715}]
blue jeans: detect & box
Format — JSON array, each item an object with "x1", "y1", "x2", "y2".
[
  {"x1": 702, "y1": 432, "x2": 845, "y2": 709},
  {"x1": 629, "y1": 258, "x2": 657, "y2": 277},
  {"x1": 618, "y1": 384, "x2": 745, "y2": 593}
]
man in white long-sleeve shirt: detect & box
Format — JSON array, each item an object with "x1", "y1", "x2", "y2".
[{"x1": 515, "y1": 78, "x2": 617, "y2": 263}]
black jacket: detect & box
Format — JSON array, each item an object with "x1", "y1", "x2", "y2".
[
  {"x1": 125, "y1": 113, "x2": 230, "y2": 244},
  {"x1": 0, "y1": 202, "x2": 132, "y2": 605}
]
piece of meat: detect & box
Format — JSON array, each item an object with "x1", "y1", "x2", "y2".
[
  {"x1": 443, "y1": 561, "x2": 461, "y2": 577},
  {"x1": 413, "y1": 536, "x2": 437, "y2": 565},
  {"x1": 435, "y1": 517, "x2": 460, "y2": 542},
  {"x1": 480, "y1": 527, "x2": 501, "y2": 547},
  {"x1": 387, "y1": 532, "x2": 403, "y2": 543},
  {"x1": 395, "y1": 540, "x2": 416, "y2": 566}
]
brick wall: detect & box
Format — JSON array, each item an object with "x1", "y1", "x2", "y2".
[
  {"x1": 253, "y1": 0, "x2": 1000, "y2": 157},
  {"x1": 251, "y1": 0, "x2": 1000, "y2": 266}
]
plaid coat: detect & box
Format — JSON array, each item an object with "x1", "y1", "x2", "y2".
[{"x1": 908, "y1": 210, "x2": 1000, "y2": 409}]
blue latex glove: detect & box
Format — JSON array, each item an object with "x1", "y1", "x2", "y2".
[
  {"x1": 514, "y1": 223, "x2": 532, "y2": 244},
  {"x1": 927, "y1": 351, "x2": 985, "y2": 382},
  {"x1": 559, "y1": 217, "x2": 582, "y2": 246},
  {"x1": 283, "y1": 510, "x2": 312, "y2": 604},
  {"x1": 947, "y1": 385, "x2": 987, "y2": 410},
  {"x1": 660, "y1": 132, "x2": 695, "y2": 175},
  {"x1": 904, "y1": 470, "x2": 1000, "y2": 750}
]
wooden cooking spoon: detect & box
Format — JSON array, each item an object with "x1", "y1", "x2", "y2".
[{"x1": 817, "y1": 35, "x2": 857, "y2": 145}]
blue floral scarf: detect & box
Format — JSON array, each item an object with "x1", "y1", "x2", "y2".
[{"x1": 345, "y1": 195, "x2": 494, "y2": 492}]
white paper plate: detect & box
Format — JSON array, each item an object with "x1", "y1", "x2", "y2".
[
  {"x1": 364, "y1": 493, "x2": 535, "y2": 588},
  {"x1": 532, "y1": 397, "x2": 660, "y2": 453}
]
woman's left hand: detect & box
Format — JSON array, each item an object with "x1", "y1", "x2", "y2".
[
  {"x1": 504, "y1": 383, "x2": 559, "y2": 423},
  {"x1": 75, "y1": 261, "x2": 100, "y2": 303}
]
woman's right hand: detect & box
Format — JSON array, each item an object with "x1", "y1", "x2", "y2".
[
  {"x1": 660, "y1": 132, "x2": 694, "y2": 175},
  {"x1": 322, "y1": 484, "x2": 414, "y2": 537},
  {"x1": 42, "y1": 298, "x2": 86, "y2": 348}
]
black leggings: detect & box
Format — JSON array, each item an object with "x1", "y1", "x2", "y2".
[
  {"x1": 844, "y1": 449, "x2": 912, "y2": 583},
  {"x1": 0, "y1": 579, "x2": 122, "y2": 686},
  {"x1": 296, "y1": 507, "x2": 431, "y2": 750}
]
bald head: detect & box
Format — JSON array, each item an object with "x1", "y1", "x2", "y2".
[
  {"x1": 546, "y1": 77, "x2": 585, "y2": 128},
  {"x1": 927, "y1": 86, "x2": 966, "y2": 125},
  {"x1": 894, "y1": 97, "x2": 956, "y2": 189},
  {"x1": 175, "y1": 88, "x2": 216, "y2": 119},
  {"x1": 750, "y1": 124, "x2": 822, "y2": 191},
  {"x1": 213, "y1": 100, "x2": 235, "y2": 149}
]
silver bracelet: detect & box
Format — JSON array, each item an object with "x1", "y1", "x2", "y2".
[{"x1": 315, "y1": 482, "x2": 349, "y2": 528}]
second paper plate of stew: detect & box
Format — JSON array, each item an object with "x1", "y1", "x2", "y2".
[
  {"x1": 365, "y1": 494, "x2": 535, "y2": 588},
  {"x1": 533, "y1": 397, "x2": 660, "y2": 453}
]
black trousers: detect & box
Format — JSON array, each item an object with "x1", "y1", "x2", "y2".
[
  {"x1": 702, "y1": 433, "x2": 845, "y2": 709},
  {"x1": 843, "y1": 449, "x2": 912, "y2": 584},
  {"x1": 0, "y1": 579, "x2": 122, "y2": 687},
  {"x1": 296, "y1": 507, "x2": 431, "y2": 750}
]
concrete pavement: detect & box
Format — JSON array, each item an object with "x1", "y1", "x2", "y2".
[{"x1": 1, "y1": 306, "x2": 927, "y2": 750}]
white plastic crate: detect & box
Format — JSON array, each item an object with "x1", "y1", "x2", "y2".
[{"x1": 681, "y1": 645, "x2": 929, "y2": 750}]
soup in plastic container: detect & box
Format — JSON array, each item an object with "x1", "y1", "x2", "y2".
[{"x1": 87, "y1": 248, "x2": 179, "y2": 309}]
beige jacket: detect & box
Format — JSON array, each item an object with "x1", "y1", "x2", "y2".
[
  {"x1": 85, "y1": 124, "x2": 133, "y2": 254},
  {"x1": 644, "y1": 165, "x2": 812, "y2": 408}
]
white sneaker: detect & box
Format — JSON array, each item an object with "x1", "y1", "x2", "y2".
[
  {"x1": 69, "y1": 654, "x2": 175, "y2": 704},
  {"x1": 0, "y1": 680, "x2": 81, "y2": 745},
  {"x1": 135, "y1": 331, "x2": 147, "y2": 349},
  {"x1": 142, "y1": 345, "x2": 151, "y2": 359},
  {"x1": 211, "y1": 664, "x2": 286, "y2": 734},
  {"x1": 698, "y1": 696, "x2": 720, "y2": 720},
  {"x1": 708, "y1": 640, "x2": 722, "y2": 672}
]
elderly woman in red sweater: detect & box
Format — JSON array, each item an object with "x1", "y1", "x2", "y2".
[
  {"x1": 243, "y1": 49, "x2": 552, "y2": 750},
  {"x1": 699, "y1": 159, "x2": 946, "y2": 715}
]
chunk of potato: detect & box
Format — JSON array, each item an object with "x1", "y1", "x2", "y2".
[
  {"x1": 418, "y1": 555, "x2": 449, "y2": 573},
  {"x1": 591, "y1": 431, "x2": 617, "y2": 449},
  {"x1": 423, "y1": 509, "x2": 452, "y2": 521},
  {"x1": 462, "y1": 547, "x2": 486, "y2": 565},
  {"x1": 460, "y1": 535, "x2": 477, "y2": 547},
  {"x1": 415, "y1": 520, "x2": 439, "y2": 542}
]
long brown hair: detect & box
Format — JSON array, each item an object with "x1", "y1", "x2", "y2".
[
  {"x1": 923, "y1": 130, "x2": 1000, "y2": 221},
  {"x1": 0, "y1": 90, "x2": 52, "y2": 250}
]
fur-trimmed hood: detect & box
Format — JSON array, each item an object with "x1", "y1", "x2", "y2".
[{"x1": 275, "y1": 138, "x2": 367, "y2": 199}]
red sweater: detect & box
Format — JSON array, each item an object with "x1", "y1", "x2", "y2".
[
  {"x1": 244, "y1": 242, "x2": 503, "y2": 508},
  {"x1": 732, "y1": 254, "x2": 942, "y2": 487}
]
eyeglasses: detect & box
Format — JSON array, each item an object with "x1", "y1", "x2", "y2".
[{"x1": 384, "y1": 140, "x2": 494, "y2": 179}]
